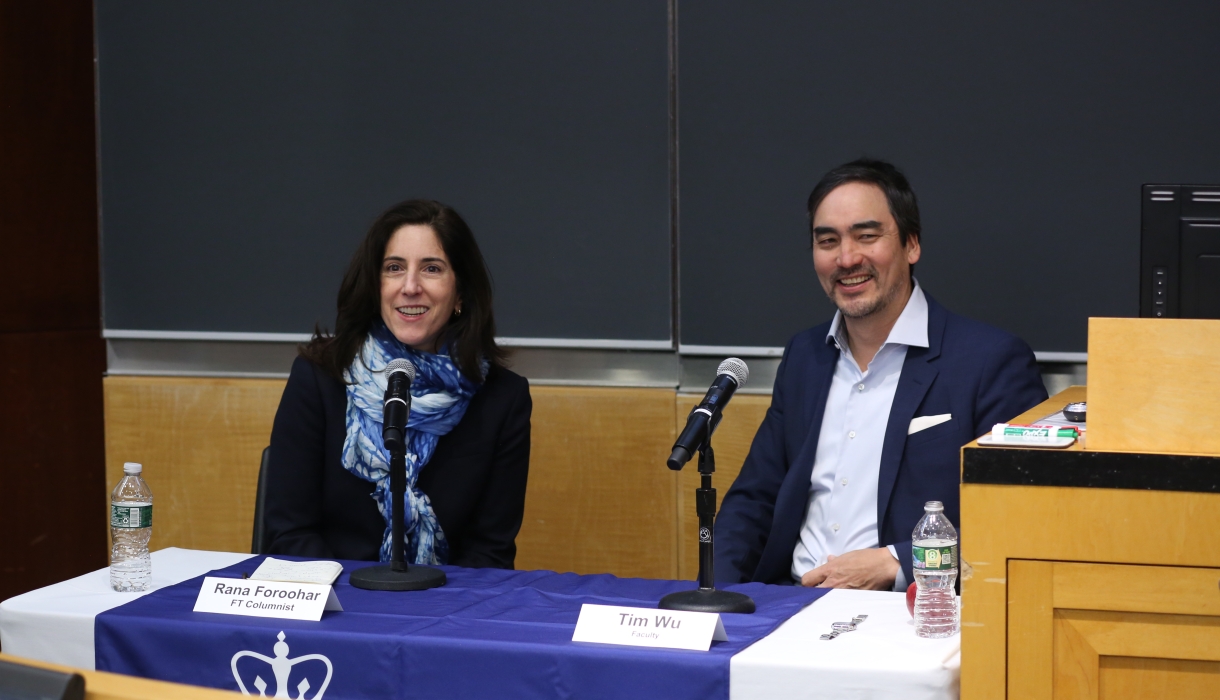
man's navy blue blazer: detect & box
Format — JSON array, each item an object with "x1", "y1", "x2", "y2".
[{"x1": 713, "y1": 293, "x2": 1048, "y2": 586}]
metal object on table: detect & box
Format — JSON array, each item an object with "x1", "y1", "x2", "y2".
[
  {"x1": 820, "y1": 614, "x2": 869, "y2": 640},
  {"x1": 1062, "y1": 401, "x2": 1087, "y2": 422}
]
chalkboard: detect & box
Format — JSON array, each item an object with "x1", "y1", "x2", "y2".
[
  {"x1": 97, "y1": 1, "x2": 671, "y2": 341},
  {"x1": 678, "y1": 1, "x2": 1220, "y2": 353},
  {"x1": 98, "y1": 2, "x2": 1220, "y2": 354}
]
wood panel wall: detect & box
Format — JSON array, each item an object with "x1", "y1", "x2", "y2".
[
  {"x1": 0, "y1": 0, "x2": 107, "y2": 602},
  {"x1": 102, "y1": 377, "x2": 286, "y2": 554},
  {"x1": 515, "y1": 386, "x2": 679, "y2": 579},
  {"x1": 101, "y1": 378, "x2": 772, "y2": 580}
]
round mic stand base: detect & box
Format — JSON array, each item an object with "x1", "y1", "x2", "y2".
[
  {"x1": 348, "y1": 443, "x2": 447, "y2": 592},
  {"x1": 660, "y1": 442, "x2": 756, "y2": 614},
  {"x1": 658, "y1": 588, "x2": 756, "y2": 614},
  {"x1": 349, "y1": 564, "x2": 446, "y2": 592}
]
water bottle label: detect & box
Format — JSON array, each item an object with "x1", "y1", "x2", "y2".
[
  {"x1": 912, "y1": 545, "x2": 955, "y2": 570},
  {"x1": 111, "y1": 504, "x2": 152, "y2": 528}
]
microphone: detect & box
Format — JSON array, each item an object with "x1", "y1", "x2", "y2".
[
  {"x1": 382, "y1": 359, "x2": 416, "y2": 452},
  {"x1": 667, "y1": 358, "x2": 749, "y2": 470}
]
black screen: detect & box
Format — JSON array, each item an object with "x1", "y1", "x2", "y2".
[
  {"x1": 678, "y1": 1, "x2": 1220, "y2": 352},
  {"x1": 97, "y1": 1, "x2": 671, "y2": 340}
]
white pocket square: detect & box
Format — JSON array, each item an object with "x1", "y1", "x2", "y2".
[{"x1": 909, "y1": 414, "x2": 952, "y2": 435}]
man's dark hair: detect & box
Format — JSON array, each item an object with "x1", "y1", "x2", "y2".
[
  {"x1": 806, "y1": 158, "x2": 922, "y2": 247},
  {"x1": 301, "y1": 199, "x2": 507, "y2": 383}
]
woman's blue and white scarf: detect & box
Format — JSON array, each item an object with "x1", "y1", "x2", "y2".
[{"x1": 341, "y1": 323, "x2": 484, "y2": 564}]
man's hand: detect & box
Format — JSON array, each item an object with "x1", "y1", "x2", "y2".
[{"x1": 800, "y1": 547, "x2": 899, "y2": 590}]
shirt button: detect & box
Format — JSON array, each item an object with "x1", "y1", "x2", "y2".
[
  {"x1": 848, "y1": 431, "x2": 856, "y2": 439},
  {"x1": 832, "y1": 523, "x2": 840, "y2": 532},
  {"x1": 858, "y1": 383, "x2": 865, "y2": 391},
  {"x1": 841, "y1": 478, "x2": 849, "y2": 486}
]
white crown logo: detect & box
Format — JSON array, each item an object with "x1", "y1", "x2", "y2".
[{"x1": 231, "y1": 631, "x2": 333, "y2": 699}]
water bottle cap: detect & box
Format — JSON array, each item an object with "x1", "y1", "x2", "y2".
[
  {"x1": 123, "y1": 462, "x2": 143, "y2": 475},
  {"x1": 924, "y1": 500, "x2": 943, "y2": 512}
]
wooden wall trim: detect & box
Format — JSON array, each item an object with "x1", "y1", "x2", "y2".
[
  {"x1": 516, "y1": 386, "x2": 680, "y2": 578},
  {"x1": 103, "y1": 376, "x2": 286, "y2": 555},
  {"x1": 101, "y1": 377, "x2": 773, "y2": 581}
]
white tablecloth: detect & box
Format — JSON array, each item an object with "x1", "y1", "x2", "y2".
[
  {"x1": 0, "y1": 548, "x2": 251, "y2": 669},
  {"x1": 0, "y1": 548, "x2": 958, "y2": 699},
  {"x1": 732, "y1": 589, "x2": 960, "y2": 700}
]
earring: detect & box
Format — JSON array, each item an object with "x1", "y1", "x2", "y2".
[{"x1": 454, "y1": 306, "x2": 462, "y2": 317}]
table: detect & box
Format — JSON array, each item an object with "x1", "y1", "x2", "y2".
[{"x1": 1, "y1": 549, "x2": 959, "y2": 700}]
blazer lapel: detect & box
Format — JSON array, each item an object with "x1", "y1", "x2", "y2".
[
  {"x1": 754, "y1": 335, "x2": 838, "y2": 581},
  {"x1": 797, "y1": 338, "x2": 839, "y2": 457},
  {"x1": 876, "y1": 299, "x2": 946, "y2": 530}
]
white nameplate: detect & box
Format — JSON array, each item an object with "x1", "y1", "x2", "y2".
[
  {"x1": 571, "y1": 604, "x2": 727, "y2": 651},
  {"x1": 193, "y1": 576, "x2": 342, "y2": 621}
]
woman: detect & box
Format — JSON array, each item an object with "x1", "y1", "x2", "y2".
[{"x1": 264, "y1": 200, "x2": 531, "y2": 568}]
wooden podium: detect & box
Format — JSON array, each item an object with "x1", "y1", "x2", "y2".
[{"x1": 960, "y1": 318, "x2": 1220, "y2": 699}]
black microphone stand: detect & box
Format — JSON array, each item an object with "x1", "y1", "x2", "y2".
[
  {"x1": 349, "y1": 442, "x2": 447, "y2": 591},
  {"x1": 659, "y1": 435, "x2": 755, "y2": 614}
]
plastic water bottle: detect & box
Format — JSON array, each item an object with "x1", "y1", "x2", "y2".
[
  {"x1": 912, "y1": 500, "x2": 958, "y2": 638},
  {"x1": 111, "y1": 462, "x2": 153, "y2": 591}
]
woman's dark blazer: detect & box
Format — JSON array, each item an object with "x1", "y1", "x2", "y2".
[{"x1": 264, "y1": 354, "x2": 532, "y2": 568}]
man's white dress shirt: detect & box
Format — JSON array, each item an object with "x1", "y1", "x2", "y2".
[{"x1": 791, "y1": 282, "x2": 929, "y2": 591}]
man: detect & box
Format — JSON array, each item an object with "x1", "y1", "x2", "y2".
[{"x1": 713, "y1": 158, "x2": 1047, "y2": 590}]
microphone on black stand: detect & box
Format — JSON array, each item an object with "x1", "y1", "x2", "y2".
[
  {"x1": 660, "y1": 358, "x2": 756, "y2": 614},
  {"x1": 349, "y1": 359, "x2": 447, "y2": 592},
  {"x1": 381, "y1": 359, "x2": 412, "y2": 454},
  {"x1": 667, "y1": 358, "x2": 748, "y2": 470}
]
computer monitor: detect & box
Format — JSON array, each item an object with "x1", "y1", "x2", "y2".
[{"x1": 1140, "y1": 184, "x2": 1220, "y2": 319}]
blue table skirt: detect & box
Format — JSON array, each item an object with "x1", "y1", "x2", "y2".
[{"x1": 96, "y1": 556, "x2": 826, "y2": 700}]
